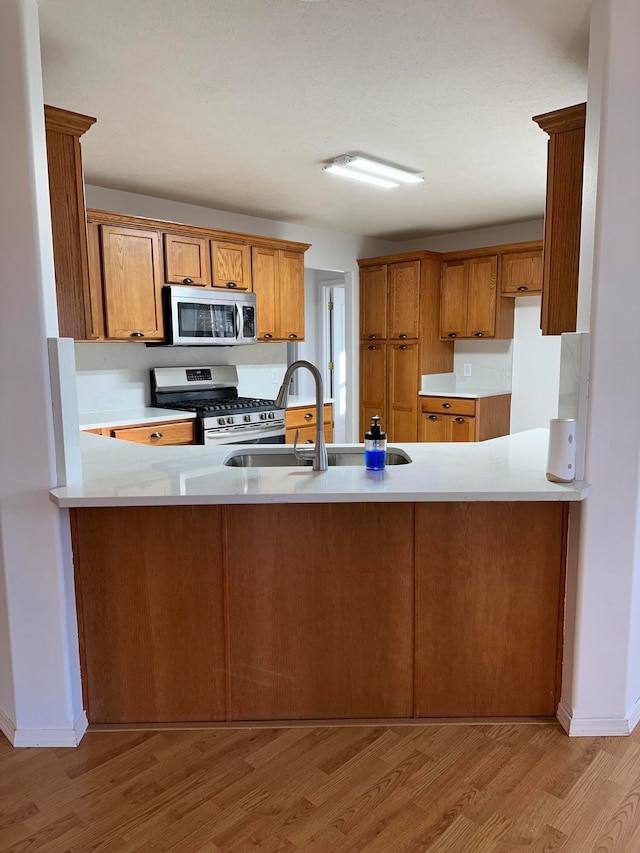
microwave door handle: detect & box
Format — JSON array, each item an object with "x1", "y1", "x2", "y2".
[{"x1": 235, "y1": 304, "x2": 241, "y2": 341}]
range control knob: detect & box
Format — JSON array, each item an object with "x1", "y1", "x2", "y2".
[
  {"x1": 260, "y1": 412, "x2": 267, "y2": 420},
  {"x1": 217, "y1": 417, "x2": 226, "y2": 425},
  {"x1": 268, "y1": 411, "x2": 275, "y2": 420},
  {"x1": 243, "y1": 415, "x2": 251, "y2": 423},
  {"x1": 226, "y1": 416, "x2": 234, "y2": 425}
]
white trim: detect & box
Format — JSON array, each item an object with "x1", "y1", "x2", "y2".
[
  {"x1": 12, "y1": 711, "x2": 88, "y2": 748},
  {"x1": 0, "y1": 706, "x2": 16, "y2": 745},
  {"x1": 556, "y1": 699, "x2": 640, "y2": 736}
]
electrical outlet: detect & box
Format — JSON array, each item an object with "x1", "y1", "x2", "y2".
[
  {"x1": 463, "y1": 363, "x2": 472, "y2": 377},
  {"x1": 271, "y1": 369, "x2": 279, "y2": 383}
]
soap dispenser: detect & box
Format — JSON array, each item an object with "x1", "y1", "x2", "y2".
[{"x1": 364, "y1": 415, "x2": 387, "y2": 470}]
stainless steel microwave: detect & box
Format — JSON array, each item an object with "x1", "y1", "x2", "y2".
[{"x1": 163, "y1": 286, "x2": 257, "y2": 345}]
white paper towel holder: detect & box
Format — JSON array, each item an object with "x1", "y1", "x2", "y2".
[{"x1": 546, "y1": 418, "x2": 577, "y2": 483}]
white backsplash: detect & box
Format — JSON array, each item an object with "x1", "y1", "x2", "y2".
[
  {"x1": 558, "y1": 332, "x2": 590, "y2": 481},
  {"x1": 74, "y1": 342, "x2": 287, "y2": 412},
  {"x1": 452, "y1": 339, "x2": 513, "y2": 391}
]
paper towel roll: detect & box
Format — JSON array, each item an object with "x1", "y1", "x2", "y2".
[{"x1": 546, "y1": 418, "x2": 576, "y2": 483}]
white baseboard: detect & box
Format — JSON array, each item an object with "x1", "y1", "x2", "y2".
[
  {"x1": 0, "y1": 706, "x2": 16, "y2": 745},
  {"x1": 557, "y1": 697, "x2": 640, "y2": 737},
  {"x1": 11, "y1": 711, "x2": 88, "y2": 748}
]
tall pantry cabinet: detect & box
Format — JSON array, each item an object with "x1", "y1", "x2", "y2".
[{"x1": 358, "y1": 252, "x2": 454, "y2": 441}]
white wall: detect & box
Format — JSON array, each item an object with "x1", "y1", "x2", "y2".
[
  {"x1": 398, "y1": 218, "x2": 544, "y2": 253},
  {"x1": 0, "y1": 0, "x2": 85, "y2": 746},
  {"x1": 560, "y1": 0, "x2": 640, "y2": 734}
]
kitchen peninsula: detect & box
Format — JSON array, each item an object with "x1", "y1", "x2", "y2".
[{"x1": 52, "y1": 431, "x2": 588, "y2": 727}]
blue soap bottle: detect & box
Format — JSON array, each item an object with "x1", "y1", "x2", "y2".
[{"x1": 364, "y1": 416, "x2": 387, "y2": 470}]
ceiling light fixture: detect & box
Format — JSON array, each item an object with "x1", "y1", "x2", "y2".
[{"x1": 322, "y1": 155, "x2": 424, "y2": 188}]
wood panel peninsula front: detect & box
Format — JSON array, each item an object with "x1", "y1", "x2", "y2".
[{"x1": 53, "y1": 431, "x2": 589, "y2": 728}]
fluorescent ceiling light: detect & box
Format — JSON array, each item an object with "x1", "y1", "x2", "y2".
[{"x1": 323, "y1": 155, "x2": 424, "y2": 187}]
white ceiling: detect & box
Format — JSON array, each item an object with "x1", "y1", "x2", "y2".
[{"x1": 37, "y1": 0, "x2": 591, "y2": 241}]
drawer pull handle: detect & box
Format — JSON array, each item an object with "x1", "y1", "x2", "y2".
[
  {"x1": 288, "y1": 333, "x2": 298, "y2": 339},
  {"x1": 368, "y1": 334, "x2": 377, "y2": 339},
  {"x1": 447, "y1": 333, "x2": 457, "y2": 338},
  {"x1": 454, "y1": 418, "x2": 465, "y2": 424},
  {"x1": 428, "y1": 415, "x2": 438, "y2": 421},
  {"x1": 368, "y1": 345, "x2": 377, "y2": 350},
  {"x1": 442, "y1": 403, "x2": 451, "y2": 409},
  {"x1": 517, "y1": 286, "x2": 528, "y2": 291},
  {"x1": 305, "y1": 439, "x2": 314, "y2": 444},
  {"x1": 399, "y1": 334, "x2": 408, "y2": 339},
  {"x1": 263, "y1": 333, "x2": 273, "y2": 339},
  {"x1": 226, "y1": 281, "x2": 238, "y2": 288},
  {"x1": 130, "y1": 331, "x2": 144, "y2": 338},
  {"x1": 304, "y1": 413, "x2": 313, "y2": 420},
  {"x1": 182, "y1": 278, "x2": 194, "y2": 284},
  {"x1": 474, "y1": 332, "x2": 485, "y2": 337},
  {"x1": 399, "y1": 345, "x2": 408, "y2": 350},
  {"x1": 149, "y1": 432, "x2": 163, "y2": 439}
]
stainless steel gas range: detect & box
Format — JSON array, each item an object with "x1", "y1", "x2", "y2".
[{"x1": 150, "y1": 365, "x2": 285, "y2": 445}]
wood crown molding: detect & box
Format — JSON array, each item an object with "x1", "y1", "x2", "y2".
[
  {"x1": 532, "y1": 103, "x2": 586, "y2": 136},
  {"x1": 44, "y1": 105, "x2": 96, "y2": 137},
  {"x1": 358, "y1": 240, "x2": 543, "y2": 266},
  {"x1": 86, "y1": 209, "x2": 311, "y2": 253}
]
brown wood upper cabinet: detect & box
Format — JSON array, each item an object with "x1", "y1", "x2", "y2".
[
  {"x1": 440, "y1": 254, "x2": 514, "y2": 340},
  {"x1": 360, "y1": 265, "x2": 387, "y2": 340},
  {"x1": 388, "y1": 260, "x2": 420, "y2": 339},
  {"x1": 211, "y1": 240, "x2": 251, "y2": 290},
  {"x1": 533, "y1": 103, "x2": 586, "y2": 335},
  {"x1": 500, "y1": 250, "x2": 543, "y2": 296},
  {"x1": 101, "y1": 225, "x2": 164, "y2": 341},
  {"x1": 163, "y1": 233, "x2": 211, "y2": 286},
  {"x1": 251, "y1": 246, "x2": 305, "y2": 341}
]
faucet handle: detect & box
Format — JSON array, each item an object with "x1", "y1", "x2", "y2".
[{"x1": 293, "y1": 429, "x2": 314, "y2": 464}]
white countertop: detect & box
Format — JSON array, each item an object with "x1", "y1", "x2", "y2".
[
  {"x1": 419, "y1": 389, "x2": 510, "y2": 399},
  {"x1": 50, "y1": 429, "x2": 590, "y2": 507},
  {"x1": 286, "y1": 396, "x2": 334, "y2": 408},
  {"x1": 79, "y1": 408, "x2": 197, "y2": 431}
]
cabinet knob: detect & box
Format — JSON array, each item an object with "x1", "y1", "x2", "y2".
[
  {"x1": 367, "y1": 345, "x2": 377, "y2": 350},
  {"x1": 428, "y1": 415, "x2": 438, "y2": 421},
  {"x1": 399, "y1": 345, "x2": 408, "y2": 350},
  {"x1": 454, "y1": 418, "x2": 465, "y2": 424},
  {"x1": 517, "y1": 286, "x2": 528, "y2": 291},
  {"x1": 226, "y1": 281, "x2": 238, "y2": 288},
  {"x1": 304, "y1": 413, "x2": 313, "y2": 420},
  {"x1": 288, "y1": 333, "x2": 298, "y2": 339},
  {"x1": 368, "y1": 334, "x2": 377, "y2": 339},
  {"x1": 149, "y1": 432, "x2": 163, "y2": 439},
  {"x1": 399, "y1": 334, "x2": 408, "y2": 339},
  {"x1": 442, "y1": 403, "x2": 451, "y2": 409},
  {"x1": 182, "y1": 278, "x2": 194, "y2": 284},
  {"x1": 130, "y1": 331, "x2": 144, "y2": 338},
  {"x1": 447, "y1": 333, "x2": 457, "y2": 338},
  {"x1": 474, "y1": 332, "x2": 485, "y2": 337},
  {"x1": 263, "y1": 333, "x2": 273, "y2": 339},
  {"x1": 305, "y1": 439, "x2": 314, "y2": 444}
]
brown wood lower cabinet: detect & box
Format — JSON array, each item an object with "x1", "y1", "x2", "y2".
[{"x1": 71, "y1": 501, "x2": 568, "y2": 725}]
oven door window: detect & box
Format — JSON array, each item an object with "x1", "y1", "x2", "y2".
[{"x1": 177, "y1": 302, "x2": 236, "y2": 339}]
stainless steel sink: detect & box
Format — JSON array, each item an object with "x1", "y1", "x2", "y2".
[{"x1": 223, "y1": 447, "x2": 412, "y2": 468}]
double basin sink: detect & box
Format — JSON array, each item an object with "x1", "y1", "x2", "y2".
[{"x1": 223, "y1": 446, "x2": 412, "y2": 468}]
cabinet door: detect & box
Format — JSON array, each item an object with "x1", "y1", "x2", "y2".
[
  {"x1": 277, "y1": 250, "x2": 305, "y2": 341},
  {"x1": 101, "y1": 226, "x2": 164, "y2": 341},
  {"x1": 211, "y1": 240, "x2": 251, "y2": 290},
  {"x1": 360, "y1": 264, "x2": 387, "y2": 340},
  {"x1": 501, "y1": 250, "x2": 542, "y2": 296},
  {"x1": 163, "y1": 233, "x2": 211, "y2": 286},
  {"x1": 360, "y1": 343, "x2": 386, "y2": 437},
  {"x1": 449, "y1": 415, "x2": 476, "y2": 442},
  {"x1": 440, "y1": 260, "x2": 467, "y2": 339},
  {"x1": 466, "y1": 255, "x2": 497, "y2": 338},
  {"x1": 421, "y1": 413, "x2": 449, "y2": 442},
  {"x1": 251, "y1": 246, "x2": 278, "y2": 341},
  {"x1": 110, "y1": 421, "x2": 195, "y2": 446},
  {"x1": 387, "y1": 343, "x2": 419, "y2": 442},
  {"x1": 388, "y1": 260, "x2": 420, "y2": 340},
  {"x1": 286, "y1": 425, "x2": 316, "y2": 445}
]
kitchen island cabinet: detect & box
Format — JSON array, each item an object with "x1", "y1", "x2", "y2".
[{"x1": 56, "y1": 430, "x2": 588, "y2": 727}]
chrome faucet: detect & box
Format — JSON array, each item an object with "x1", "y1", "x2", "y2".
[{"x1": 276, "y1": 360, "x2": 328, "y2": 471}]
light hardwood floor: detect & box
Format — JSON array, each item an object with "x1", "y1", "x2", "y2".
[{"x1": 1, "y1": 723, "x2": 640, "y2": 851}]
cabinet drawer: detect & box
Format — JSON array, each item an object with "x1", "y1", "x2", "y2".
[
  {"x1": 286, "y1": 403, "x2": 332, "y2": 430},
  {"x1": 420, "y1": 396, "x2": 476, "y2": 416},
  {"x1": 110, "y1": 421, "x2": 195, "y2": 446}
]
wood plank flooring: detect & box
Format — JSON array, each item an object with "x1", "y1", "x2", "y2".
[{"x1": 1, "y1": 723, "x2": 640, "y2": 851}]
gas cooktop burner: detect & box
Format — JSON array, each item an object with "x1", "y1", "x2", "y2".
[{"x1": 156, "y1": 397, "x2": 278, "y2": 414}]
